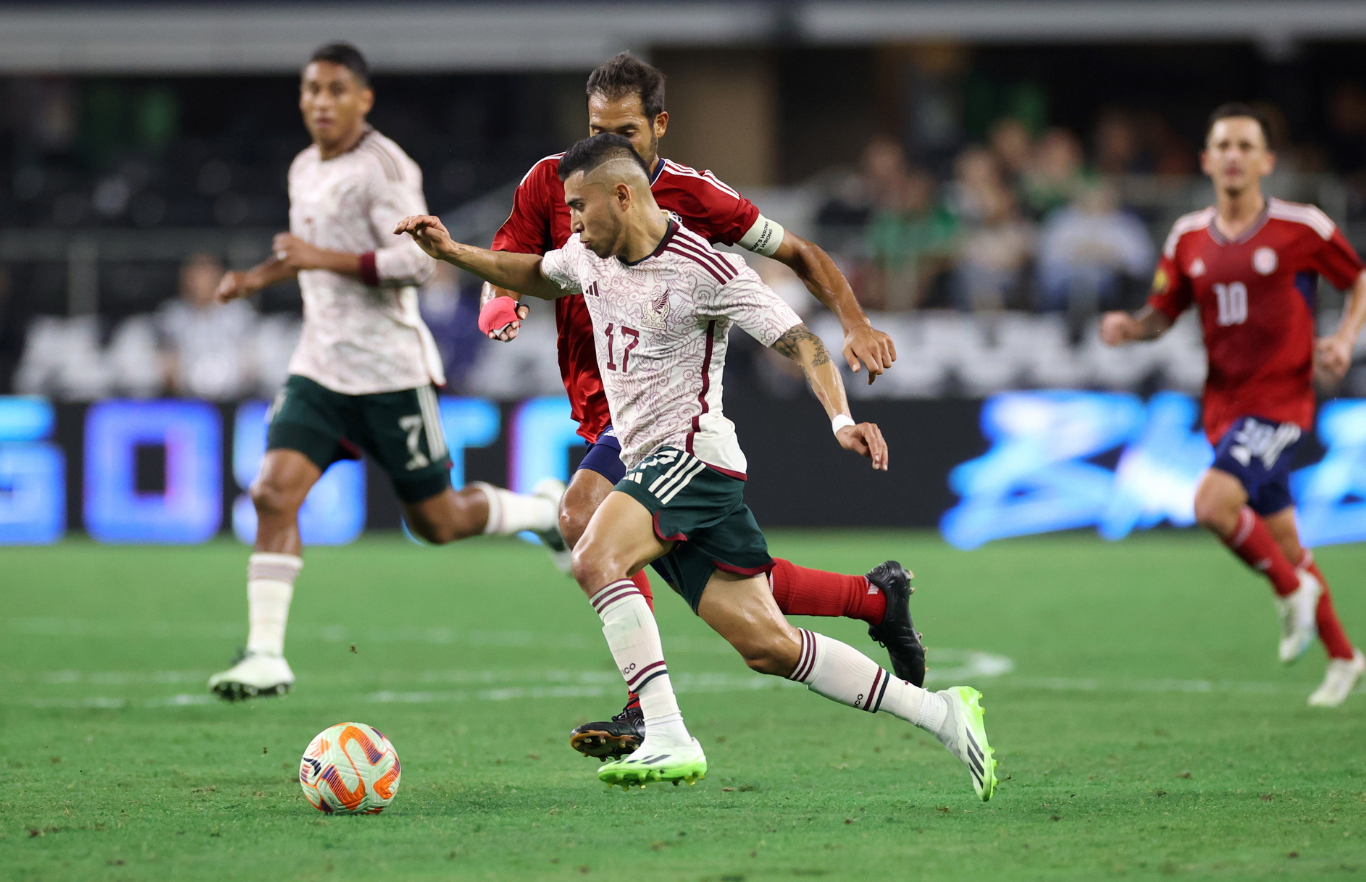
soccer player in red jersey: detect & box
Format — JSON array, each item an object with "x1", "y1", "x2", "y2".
[
  {"x1": 482, "y1": 53, "x2": 918, "y2": 756},
  {"x1": 1102, "y1": 104, "x2": 1366, "y2": 706}
]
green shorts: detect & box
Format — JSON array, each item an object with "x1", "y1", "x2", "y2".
[
  {"x1": 267, "y1": 374, "x2": 452, "y2": 504},
  {"x1": 615, "y1": 446, "x2": 773, "y2": 613}
]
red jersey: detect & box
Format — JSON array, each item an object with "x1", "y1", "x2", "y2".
[
  {"x1": 491, "y1": 154, "x2": 763, "y2": 441},
  {"x1": 1148, "y1": 198, "x2": 1364, "y2": 442}
]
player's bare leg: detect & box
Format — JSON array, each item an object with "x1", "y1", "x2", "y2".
[
  {"x1": 695, "y1": 571, "x2": 995, "y2": 801},
  {"x1": 209, "y1": 449, "x2": 320, "y2": 700},
  {"x1": 1263, "y1": 507, "x2": 1364, "y2": 705},
  {"x1": 570, "y1": 491, "x2": 706, "y2": 787},
  {"x1": 1193, "y1": 468, "x2": 1321, "y2": 663},
  {"x1": 402, "y1": 481, "x2": 567, "y2": 565}
]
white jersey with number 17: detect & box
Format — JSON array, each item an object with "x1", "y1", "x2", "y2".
[{"x1": 540, "y1": 217, "x2": 802, "y2": 476}]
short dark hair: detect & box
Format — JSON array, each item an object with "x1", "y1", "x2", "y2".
[
  {"x1": 1206, "y1": 102, "x2": 1273, "y2": 148},
  {"x1": 558, "y1": 133, "x2": 651, "y2": 182},
  {"x1": 309, "y1": 42, "x2": 369, "y2": 87},
  {"x1": 586, "y1": 52, "x2": 666, "y2": 119}
]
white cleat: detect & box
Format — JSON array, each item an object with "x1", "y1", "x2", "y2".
[
  {"x1": 208, "y1": 652, "x2": 294, "y2": 701},
  {"x1": 1276, "y1": 571, "x2": 1322, "y2": 664},
  {"x1": 930, "y1": 686, "x2": 997, "y2": 802},
  {"x1": 1308, "y1": 648, "x2": 1366, "y2": 708},
  {"x1": 531, "y1": 478, "x2": 573, "y2": 574}
]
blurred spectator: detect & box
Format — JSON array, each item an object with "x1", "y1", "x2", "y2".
[
  {"x1": 419, "y1": 261, "x2": 485, "y2": 390},
  {"x1": 953, "y1": 163, "x2": 1035, "y2": 313},
  {"x1": 865, "y1": 167, "x2": 958, "y2": 310},
  {"x1": 1036, "y1": 181, "x2": 1154, "y2": 317},
  {"x1": 988, "y1": 118, "x2": 1034, "y2": 185},
  {"x1": 1327, "y1": 82, "x2": 1366, "y2": 175},
  {"x1": 1021, "y1": 127, "x2": 1088, "y2": 218},
  {"x1": 816, "y1": 135, "x2": 909, "y2": 228},
  {"x1": 1093, "y1": 110, "x2": 1142, "y2": 175},
  {"x1": 947, "y1": 145, "x2": 1006, "y2": 223},
  {"x1": 155, "y1": 253, "x2": 257, "y2": 399}
]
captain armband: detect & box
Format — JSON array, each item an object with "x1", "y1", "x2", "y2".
[{"x1": 738, "y1": 214, "x2": 785, "y2": 257}]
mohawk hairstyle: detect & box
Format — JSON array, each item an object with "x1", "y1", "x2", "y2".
[
  {"x1": 1206, "y1": 102, "x2": 1274, "y2": 149},
  {"x1": 586, "y1": 52, "x2": 667, "y2": 119},
  {"x1": 558, "y1": 133, "x2": 652, "y2": 182},
  {"x1": 309, "y1": 42, "x2": 370, "y2": 87}
]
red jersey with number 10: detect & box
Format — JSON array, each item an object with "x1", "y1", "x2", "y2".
[
  {"x1": 492, "y1": 154, "x2": 762, "y2": 441},
  {"x1": 1147, "y1": 198, "x2": 1364, "y2": 442}
]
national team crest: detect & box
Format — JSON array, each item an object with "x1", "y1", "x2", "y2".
[
  {"x1": 1253, "y1": 247, "x2": 1278, "y2": 275},
  {"x1": 642, "y1": 285, "x2": 671, "y2": 329},
  {"x1": 1189, "y1": 258, "x2": 1206, "y2": 277}
]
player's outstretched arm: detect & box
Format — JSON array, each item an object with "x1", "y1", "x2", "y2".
[
  {"x1": 1317, "y1": 269, "x2": 1366, "y2": 382},
  {"x1": 772, "y1": 232, "x2": 896, "y2": 385},
  {"x1": 1099, "y1": 305, "x2": 1173, "y2": 346},
  {"x1": 214, "y1": 253, "x2": 299, "y2": 303},
  {"x1": 771, "y1": 323, "x2": 888, "y2": 471},
  {"x1": 393, "y1": 215, "x2": 565, "y2": 301}
]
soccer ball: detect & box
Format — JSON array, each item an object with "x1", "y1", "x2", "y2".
[{"x1": 299, "y1": 722, "x2": 401, "y2": 814}]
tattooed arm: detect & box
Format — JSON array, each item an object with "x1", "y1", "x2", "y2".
[{"x1": 772, "y1": 323, "x2": 888, "y2": 470}]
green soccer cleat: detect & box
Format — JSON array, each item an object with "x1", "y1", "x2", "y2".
[
  {"x1": 596, "y1": 737, "x2": 707, "y2": 790},
  {"x1": 933, "y1": 686, "x2": 997, "y2": 802}
]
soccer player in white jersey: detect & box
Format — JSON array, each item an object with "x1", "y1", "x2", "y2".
[
  {"x1": 395, "y1": 134, "x2": 997, "y2": 801},
  {"x1": 208, "y1": 43, "x2": 568, "y2": 701}
]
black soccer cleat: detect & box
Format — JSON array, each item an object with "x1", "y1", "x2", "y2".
[
  {"x1": 865, "y1": 560, "x2": 926, "y2": 687},
  {"x1": 569, "y1": 698, "x2": 644, "y2": 761}
]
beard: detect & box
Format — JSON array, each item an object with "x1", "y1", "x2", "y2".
[{"x1": 585, "y1": 213, "x2": 626, "y2": 259}]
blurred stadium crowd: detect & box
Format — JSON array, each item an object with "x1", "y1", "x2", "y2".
[{"x1": 3, "y1": 64, "x2": 1366, "y2": 402}]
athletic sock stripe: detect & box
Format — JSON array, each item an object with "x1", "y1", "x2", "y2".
[
  {"x1": 863, "y1": 668, "x2": 884, "y2": 712},
  {"x1": 868, "y1": 669, "x2": 890, "y2": 713},
  {"x1": 590, "y1": 580, "x2": 640, "y2": 613},
  {"x1": 658, "y1": 460, "x2": 707, "y2": 505},
  {"x1": 626, "y1": 660, "x2": 667, "y2": 691},
  {"x1": 789, "y1": 629, "x2": 817, "y2": 682}
]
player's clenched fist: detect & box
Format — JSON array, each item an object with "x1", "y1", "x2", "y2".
[
  {"x1": 1099, "y1": 311, "x2": 1141, "y2": 346},
  {"x1": 394, "y1": 215, "x2": 456, "y2": 260},
  {"x1": 836, "y1": 421, "x2": 889, "y2": 472}
]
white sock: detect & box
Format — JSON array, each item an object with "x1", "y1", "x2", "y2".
[
  {"x1": 788, "y1": 629, "x2": 948, "y2": 732},
  {"x1": 246, "y1": 553, "x2": 302, "y2": 657},
  {"x1": 591, "y1": 579, "x2": 691, "y2": 744},
  {"x1": 471, "y1": 482, "x2": 558, "y2": 535}
]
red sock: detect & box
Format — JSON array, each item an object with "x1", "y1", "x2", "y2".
[
  {"x1": 1297, "y1": 551, "x2": 1355, "y2": 660},
  {"x1": 769, "y1": 558, "x2": 886, "y2": 626},
  {"x1": 632, "y1": 570, "x2": 654, "y2": 612},
  {"x1": 1224, "y1": 507, "x2": 1299, "y2": 596}
]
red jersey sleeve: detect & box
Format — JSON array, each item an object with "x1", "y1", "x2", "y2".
[
  {"x1": 663, "y1": 162, "x2": 761, "y2": 246},
  {"x1": 1146, "y1": 252, "x2": 1193, "y2": 320},
  {"x1": 1309, "y1": 227, "x2": 1365, "y2": 290},
  {"x1": 491, "y1": 158, "x2": 557, "y2": 255}
]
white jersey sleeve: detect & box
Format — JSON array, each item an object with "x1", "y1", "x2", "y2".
[
  {"x1": 699, "y1": 262, "x2": 803, "y2": 346},
  {"x1": 366, "y1": 159, "x2": 437, "y2": 286},
  {"x1": 540, "y1": 237, "x2": 586, "y2": 294}
]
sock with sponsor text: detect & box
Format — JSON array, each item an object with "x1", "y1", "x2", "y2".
[
  {"x1": 1297, "y1": 550, "x2": 1356, "y2": 660},
  {"x1": 1224, "y1": 507, "x2": 1299, "y2": 597},
  {"x1": 470, "y1": 482, "x2": 558, "y2": 536},
  {"x1": 769, "y1": 559, "x2": 886, "y2": 625},
  {"x1": 590, "y1": 579, "x2": 690, "y2": 744},
  {"x1": 786, "y1": 629, "x2": 947, "y2": 732}
]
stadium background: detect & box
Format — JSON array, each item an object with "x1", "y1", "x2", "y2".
[{"x1": 3, "y1": 0, "x2": 1366, "y2": 549}]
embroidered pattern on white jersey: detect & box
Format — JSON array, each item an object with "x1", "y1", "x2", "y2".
[
  {"x1": 285, "y1": 129, "x2": 443, "y2": 395},
  {"x1": 541, "y1": 222, "x2": 801, "y2": 474}
]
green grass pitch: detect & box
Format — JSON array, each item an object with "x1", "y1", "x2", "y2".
[{"x1": 3, "y1": 531, "x2": 1364, "y2": 880}]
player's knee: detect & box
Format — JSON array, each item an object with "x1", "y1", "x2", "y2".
[
  {"x1": 250, "y1": 478, "x2": 303, "y2": 518},
  {"x1": 736, "y1": 631, "x2": 801, "y2": 677},
  {"x1": 570, "y1": 544, "x2": 608, "y2": 592},
  {"x1": 559, "y1": 505, "x2": 591, "y2": 550},
  {"x1": 1192, "y1": 491, "x2": 1235, "y2": 533}
]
